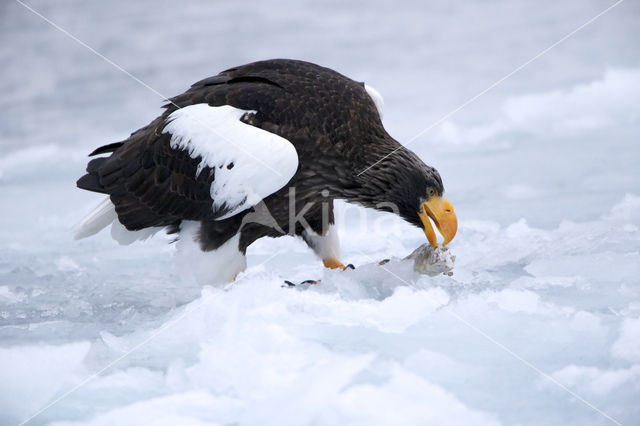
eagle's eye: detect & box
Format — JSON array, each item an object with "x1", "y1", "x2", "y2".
[{"x1": 427, "y1": 187, "x2": 436, "y2": 197}]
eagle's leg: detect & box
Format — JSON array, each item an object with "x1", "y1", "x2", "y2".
[
  {"x1": 301, "y1": 224, "x2": 348, "y2": 270},
  {"x1": 298, "y1": 199, "x2": 354, "y2": 270},
  {"x1": 178, "y1": 220, "x2": 247, "y2": 285}
]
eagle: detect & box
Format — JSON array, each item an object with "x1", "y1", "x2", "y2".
[{"x1": 75, "y1": 59, "x2": 457, "y2": 283}]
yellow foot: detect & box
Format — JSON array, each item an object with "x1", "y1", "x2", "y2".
[
  {"x1": 323, "y1": 258, "x2": 346, "y2": 270},
  {"x1": 323, "y1": 258, "x2": 355, "y2": 270}
]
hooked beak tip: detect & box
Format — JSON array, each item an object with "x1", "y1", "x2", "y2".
[{"x1": 418, "y1": 198, "x2": 457, "y2": 247}]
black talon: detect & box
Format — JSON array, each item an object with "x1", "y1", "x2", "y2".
[
  {"x1": 345, "y1": 264, "x2": 355, "y2": 269},
  {"x1": 282, "y1": 279, "x2": 321, "y2": 287},
  {"x1": 378, "y1": 259, "x2": 390, "y2": 265}
]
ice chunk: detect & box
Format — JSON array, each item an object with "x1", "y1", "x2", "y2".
[
  {"x1": 0, "y1": 342, "x2": 90, "y2": 424},
  {"x1": 612, "y1": 317, "x2": 640, "y2": 362}
]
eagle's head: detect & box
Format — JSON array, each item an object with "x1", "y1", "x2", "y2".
[
  {"x1": 382, "y1": 154, "x2": 458, "y2": 248},
  {"x1": 416, "y1": 185, "x2": 457, "y2": 247}
]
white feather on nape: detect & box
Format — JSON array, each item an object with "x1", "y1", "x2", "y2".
[
  {"x1": 364, "y1": 84, "x2": 384, "y2": 119},
  {"x1": 163, "y1": 104, "x2": 299, "y2": 220},
  {"x1": 73, "y1": 197, "x2": 117, "y2": 240},
  {"x1": 175, "y1": 221, "x2": 246, "y2": 286}
]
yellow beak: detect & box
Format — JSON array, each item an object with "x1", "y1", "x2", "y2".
[{"x1": 418, "y1": 197, "x2": 458, "y2": 247}]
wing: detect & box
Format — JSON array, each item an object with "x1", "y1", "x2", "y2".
[
  {"x1": 77, "y1": 104, "x2": 298, "y2": 231},
  {"x1": 163, "y1": 104, "x2": 298, "y2": 219}
]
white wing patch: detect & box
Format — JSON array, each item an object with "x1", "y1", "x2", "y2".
[
  {"x1": 364, "y1": 84, "x2": 384, "y2": 119},
  {"x1": 163, "y1": 104, "x2": 299, "y2": 220}
]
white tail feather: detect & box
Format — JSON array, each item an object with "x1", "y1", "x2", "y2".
[
  {"x1": 73, "y1": 197, "x2": 117, "y2": 240},
  {"x1": 74, "y1": 197, "x2": 163, "y2": 244},
  {"x1": 110, "y1": 221, "x2": 161, "y2": 245}
]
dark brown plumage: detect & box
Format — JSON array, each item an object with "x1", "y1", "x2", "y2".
[{"x1": 77, "y1": 59, "x2": 451, "y2": 260}]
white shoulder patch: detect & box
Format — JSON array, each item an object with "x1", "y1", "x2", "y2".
[
  {"x1": 163, "y1": 104, "x2": 299, "y2": 220},
  {"x1": 364, "y1": 84, "x2": 384, "y2": 119}
]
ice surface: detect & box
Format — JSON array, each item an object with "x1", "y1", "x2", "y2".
[
  {"x1": 0, "y1": 342, "x2": 90, "y2": 424},
  {"x1": 1, "y1": 0, "x2": 640, "y2": 425}
]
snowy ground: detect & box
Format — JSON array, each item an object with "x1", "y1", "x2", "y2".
[{"x1": 1, "y1": 0, "x2": 640, "y2": 425}]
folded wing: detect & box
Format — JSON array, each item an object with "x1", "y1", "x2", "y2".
[{"x1": 76, "y1": 104, "x2": 298, "y2": 236}]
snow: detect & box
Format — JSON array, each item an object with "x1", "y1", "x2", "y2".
[
  {"x1": 435, "y1": 68, "x2": 640, "y2": 146},
  {"x1": 611, "y1": 317, "x2": 640, "y2": 363},
  {"x1": 1, "y1": 0, "x2": 639, "y2": 425},
  {"x1": 0, "y1": 342, "x2": 91, "y2": 423}
]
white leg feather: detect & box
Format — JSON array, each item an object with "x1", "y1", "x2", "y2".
[
  {"x1": 175, "y1": 221, "x2": 246, "y2": 285},
  {"x1": 302, "y1": 224, "x2": 341, "y2": 260}
]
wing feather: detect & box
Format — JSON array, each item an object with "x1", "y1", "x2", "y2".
[{"x1": 77, "y1": 104, "x2": 298, "y2": 233}]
